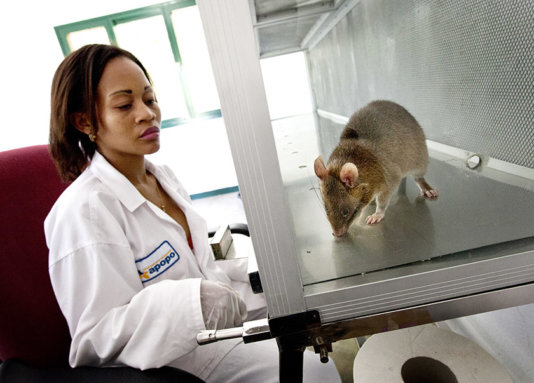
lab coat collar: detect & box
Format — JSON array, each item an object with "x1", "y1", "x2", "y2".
[
  {"x1": 89, "y1": 151, "x2": 161, "y2": 213},
  {"x1": 89, "y1": 152, "x2": 230, "y2": 284}
]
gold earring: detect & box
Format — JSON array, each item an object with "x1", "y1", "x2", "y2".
[{"x1": 88, "y1": 133, "x2": 96, "y2": 142}]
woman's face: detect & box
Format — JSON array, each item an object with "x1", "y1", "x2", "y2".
[{"x1": 95, "y1": 56, "x2": 162, "y2": 163}]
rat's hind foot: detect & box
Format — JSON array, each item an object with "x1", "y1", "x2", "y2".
[
  {"x1": 415, "y1": 177, "x2": 439, "y2": 199},
  {"x1": 420, "y1": 188, "x2": 439, "y2": 199},
  {"x1": 366, "y1": 212, "x2": 384, "y2": 225}
]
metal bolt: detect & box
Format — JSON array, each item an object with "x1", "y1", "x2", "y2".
[
  {"x1": 318, "y1": 345, "x2": 329, "y2": 363},
  {"x1": 466, "y1": 154, "x2": 482, "y2": 169}
]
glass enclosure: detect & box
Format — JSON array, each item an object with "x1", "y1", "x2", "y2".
[{"x1": 198, "y1": 0, "x2": 534, "y2": 322}]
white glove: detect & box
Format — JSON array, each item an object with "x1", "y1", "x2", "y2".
[{"x1": 200, "y1": 280, "x2": 248, "y2": 329}]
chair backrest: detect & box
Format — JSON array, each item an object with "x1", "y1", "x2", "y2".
[{"x1": 0, "y1": 145, "x2": 71, "y2": 366}]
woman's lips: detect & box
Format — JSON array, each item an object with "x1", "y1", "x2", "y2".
[{"x1": 140, "y1": 127, "x2": 160, "y2": 140}]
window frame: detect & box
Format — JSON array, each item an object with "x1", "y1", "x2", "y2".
[{"x1": 54, "y1": 0, "x2": 222, "y2": 129}]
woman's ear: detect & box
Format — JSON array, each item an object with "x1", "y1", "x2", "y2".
[{"x1": 70, "y1": 113, "x2": 92, "y2": 135}]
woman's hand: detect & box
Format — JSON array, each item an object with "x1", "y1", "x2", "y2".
[{"x1": 200, "y1": 280, "x2": 247, "y2": 329}]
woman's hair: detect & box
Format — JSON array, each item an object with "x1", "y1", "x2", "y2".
[{"x1": 49, "y1": 44, "x2": 152, "y2": 182}]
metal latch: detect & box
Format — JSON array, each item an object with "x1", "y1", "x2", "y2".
[{"x1": 196, "y1": 318, "x2": 272, "y2": 345}]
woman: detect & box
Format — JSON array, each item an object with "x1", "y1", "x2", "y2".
[{"x1": 46, "y1": 44, "x2": 339, "y2": 382}]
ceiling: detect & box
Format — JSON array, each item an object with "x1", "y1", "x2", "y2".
[{"x1": 250, "y1": 0, "x2": 360, "y2": 58}]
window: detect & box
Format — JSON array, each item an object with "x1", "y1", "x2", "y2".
[{"x1": 55, "y1": 0, "x2": 221, "y2": 128}]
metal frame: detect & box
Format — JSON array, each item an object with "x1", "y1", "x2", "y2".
[
  {"x1": 197, "y1": 0, "x2": 306, "y2": 317},
  {"x1": 273, "y1": 282, "x2": 534, "y2": 381},
  {"x1": 275, "y1": 282, "x2": 534, "y2": 351},
  {"x1": 305, "y1": 246, "x2": 534, "y2": 323}
]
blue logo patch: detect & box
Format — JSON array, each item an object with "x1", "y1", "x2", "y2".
[{"x1": 136, "y1": 241, "x2": 180, "y2": 283}]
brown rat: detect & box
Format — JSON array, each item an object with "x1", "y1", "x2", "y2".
[{"x1": 314, "y1": 100, "x2": 438, "y2": 237}]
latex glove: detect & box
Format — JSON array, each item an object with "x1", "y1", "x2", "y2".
[{"x1": 200, "y1": 280, "x2": 248, "y2": 330}]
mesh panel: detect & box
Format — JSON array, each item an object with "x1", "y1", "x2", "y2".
[
  {"x1": 308, "y1": 0, "x2": 534, "y2": 167},
  {"x1": 258, "y1": 14, "x2": 321, "y2": 56}
]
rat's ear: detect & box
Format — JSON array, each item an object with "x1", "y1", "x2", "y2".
[
  {"x1": 340, "y1": 162, "x2": 359, "y2": 188},
  {"x1": 314, "y1": 156, "x2": 328, "y2": 180},
  {"x1": 70, "y1": 113, "x2": 92, "y2": 135}
]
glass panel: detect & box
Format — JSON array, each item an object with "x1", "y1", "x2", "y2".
[
  {"x1": 256, "y1": 0, "x2": 534, "y2": 288},
  {"x1": 172, "y1": 6, "x2": 220, "y2": 115},
  {"x1": 197, "y1": 0, "x2": 534, "y2": 322},
  {"x1": 67, "y1": 26, "x2": 109, "y2": 51},
  {"x1": 114, "y1": 15, "x2": 189, "y2": 121}
]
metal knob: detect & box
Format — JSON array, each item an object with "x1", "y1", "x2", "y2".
[{"x1": 466, "y1": 154, "x2": 482, "y2": 169}]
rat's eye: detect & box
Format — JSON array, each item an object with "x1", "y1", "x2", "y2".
[{"x1": 342, "y1": 208, "x2": 349, "y2": 217}]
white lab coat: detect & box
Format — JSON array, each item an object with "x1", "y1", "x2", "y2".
[{"x1": 45, "y1": 151, "x2": 266, "y2": 380}]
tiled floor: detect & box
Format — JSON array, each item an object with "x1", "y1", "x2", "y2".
[{"x1": 192, "y1": 192, "x2": 359, "y2": 382}]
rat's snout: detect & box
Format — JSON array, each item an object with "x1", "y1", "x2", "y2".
[{"x1": 332, "y1": 228, "x2": 348, "y2": 237}]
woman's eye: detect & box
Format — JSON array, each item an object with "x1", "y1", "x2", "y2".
[{"x1": 117, "y1": 104, "x2": 131, "y2": 110}]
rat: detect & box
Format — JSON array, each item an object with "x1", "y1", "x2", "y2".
[{"x1": 314, "y1": 100, "x2": 438, "y2": 237}]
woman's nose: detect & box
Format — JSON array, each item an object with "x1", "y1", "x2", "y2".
[{"x1": 135, "y1": 102, "x2": 156, "y2": 123}]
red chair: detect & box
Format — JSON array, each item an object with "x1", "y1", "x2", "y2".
[{"x1": 0, "y1": 145, "x2": 203, "y2": 382}]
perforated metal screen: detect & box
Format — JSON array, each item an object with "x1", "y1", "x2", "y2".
[
  {"x1": 257, "y1": 14, "x2": 322, "y2": 56},
  {"x1": 308, "y1": 0, "x2": 534, "y2": 167}
]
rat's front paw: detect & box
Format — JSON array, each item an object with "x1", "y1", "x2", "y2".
[{"x1": 366, "y1": 213, "x2": 384, "y2": 225}]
